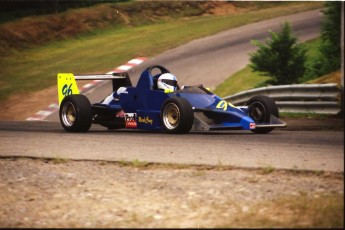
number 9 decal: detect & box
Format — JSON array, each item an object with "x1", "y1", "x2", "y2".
[{"x1": 216, "y1": 100, "x2": 236, "y2": 111}]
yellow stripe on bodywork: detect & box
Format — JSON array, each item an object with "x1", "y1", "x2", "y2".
[
  {"x1": 57, "y1": 73, "x2": 80, "y2": 105},
  {"x1": 164, "y1": 89, "x2": 174, "y2": 93}
]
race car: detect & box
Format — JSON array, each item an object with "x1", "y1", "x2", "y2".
[{"x1": 57, "y1": 65, "x2": 286, "y2": 134}]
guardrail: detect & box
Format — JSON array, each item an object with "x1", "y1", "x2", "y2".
[{"x1": 223, "y1": 83, "x2": 342, "y2": 114}]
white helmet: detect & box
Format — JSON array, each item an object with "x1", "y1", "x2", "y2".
[{"x1": 157, "y1": 73, "x2": 177, "y2": 91}]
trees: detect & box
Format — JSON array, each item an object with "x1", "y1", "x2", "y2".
[
  {"x1": 249, "y1": 22, "x2": 307, "y2": 85},
  {"x1": 296, "y1": 2, "x2": 341, "y2": 82},
  {"x1": 250, "y1": 2, "x2": 341, "y2": 85},
  {"x1": 313, "y1": 2, "x2": 341, "y2": 77}
]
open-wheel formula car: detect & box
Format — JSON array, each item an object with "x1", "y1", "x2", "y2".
[{"x1": 57, "y1": 65, "x2": 286, "y2": 134}]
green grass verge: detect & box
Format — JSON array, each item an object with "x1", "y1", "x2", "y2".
[
  {"x1": 0, "y1": 2, "x2": 322, "y2": 101},
  {"x1": 213, "y1": 65, "x2": 270, "y2": 97}
]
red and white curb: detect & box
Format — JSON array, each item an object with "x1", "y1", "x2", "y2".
[
  {"x1": 26, "y1": 57, "x2": 148, "y2": 121},
  {"x1": 109, "y1": 57, "x2": 147, "y2": 73}
]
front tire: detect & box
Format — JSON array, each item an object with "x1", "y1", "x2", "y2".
[
  {"x1": 59, "y1": 95, "x2": 92, "y2": 132},
  {"x1": 161, "y1": 97, "x2": 194, "y2": 134},
  {"x1": 246, "y1": 95, "x2": 279, "y2": 134}
]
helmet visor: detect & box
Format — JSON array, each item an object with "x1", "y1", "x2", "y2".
[{"x1": 161, "y1": 79, "x2": 177, "y2": 87}]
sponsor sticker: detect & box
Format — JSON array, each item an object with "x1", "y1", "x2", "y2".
[
  {"x1": 138, "y1": 116, "x2": 153, "y2": 125},
  {"x1": 250, "y1": 123, "x2": 256, "y2": 129},
  {"x1": 125, "y1": 113, "x2": 137, "y2": 128}
]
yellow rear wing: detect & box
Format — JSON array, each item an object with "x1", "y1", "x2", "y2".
[{"x1": 57, "y1": 73, "x2": 128, "y2": 105}]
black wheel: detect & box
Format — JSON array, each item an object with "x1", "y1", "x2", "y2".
[
  {"x1": 161, "y1": 97, "x2": 194, "y2": 134},
  {"x1": 59, "y1": 95, "x2": 92, "y2": 132},
  {"x1": 246, "y1": 95, "x2": 279, "y2": 134}
]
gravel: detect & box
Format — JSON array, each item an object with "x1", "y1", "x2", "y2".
[{"x1": 0, "y1": 157, "x2": 343, "y2": 228}]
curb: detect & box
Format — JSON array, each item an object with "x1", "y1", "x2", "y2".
[{"x1": 26, "y1": 57, "x2": 148, "y2": 121}]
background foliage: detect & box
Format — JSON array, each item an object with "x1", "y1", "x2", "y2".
[{"x1": 249, "y1": 22, "x2": 307, "y2": 85}]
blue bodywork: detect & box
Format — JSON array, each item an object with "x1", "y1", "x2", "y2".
[{"x1": 95, "y1": 65, "x2": 260, "y2": 132}]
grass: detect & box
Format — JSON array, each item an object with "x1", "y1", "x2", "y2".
[
  {"x1": 50, "y1": 157, "x2": 69, "y2": 164},
  {"x1": 304, "y1": 37, "x2": 322, "y2": 58},
  {"x1": 260, "y1": 165, "x2": 276, "y2": 175},
  {"x1": 118, "y1": 158, "x2": 150, "y2": 168},
  {"x1": 0, "y1": 2, "x2": 322, "y2": 101},
  {"x1": 308, "y1": 70, "x2": 342, "y2": 85},
  {"x1": 213, "y1": 65, "x2": 270, "y2": 97},
  {"x1": 217, "y1": 193, "x2": 343, "y2": 228}
]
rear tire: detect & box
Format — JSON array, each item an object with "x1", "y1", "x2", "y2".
[
  {"x1": 161, "y1": 97, "x2": 194, "y2": 134},
  {"x1": 246, "y1": 95, "x2": 279, "y2": 134},
  {"x1": 59, "y1": 95, "x2": 92, "y2": 132}
]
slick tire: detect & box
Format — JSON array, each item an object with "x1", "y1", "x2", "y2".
[
  {"x1": 161, "y1": 97, "x2": 194, "y2": 134},
  {"x1": 59, "y1": 95, "x2": 92, "y2": 132},
  {"x1": 246, "y1": 95, "x2": 279, "y2": 134}
]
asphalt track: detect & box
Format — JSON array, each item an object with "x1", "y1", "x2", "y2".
[
  {"x1": 0, "y1": 121, "x2": 343, "y2": 172},
  {"x1": 2, "y1": 9, "x2": 343, "y2": 172}
]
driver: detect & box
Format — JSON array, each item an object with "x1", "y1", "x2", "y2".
[{"x1": 156, "y1": 73, "x2": 178, "y2": 91}]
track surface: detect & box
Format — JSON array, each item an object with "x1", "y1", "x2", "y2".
[
  {"x1": 0, "y1": 121, "x2": 343, "y2": 172},
  {"x1": 2, "y1": 10, "x2": 342, "y2": 173}
]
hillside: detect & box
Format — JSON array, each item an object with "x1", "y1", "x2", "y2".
[
  {"x1": 0, "y1": 1, "x2": 321, "y2": 55},
  {"x1": 0, "y1": 1, "x2": 238, "y2": 54}
]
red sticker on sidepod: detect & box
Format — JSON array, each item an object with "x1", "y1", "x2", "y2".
[
  {"x1": 250, "y1": 123, "x2": 256, "y2": 129},
  {"x1": 125, "y1": 113, "x2": 137, "y2": 128}
]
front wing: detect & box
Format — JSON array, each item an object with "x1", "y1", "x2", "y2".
[{"x1": 192, "y1": 107, "x2": 286, "y2": 131}]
